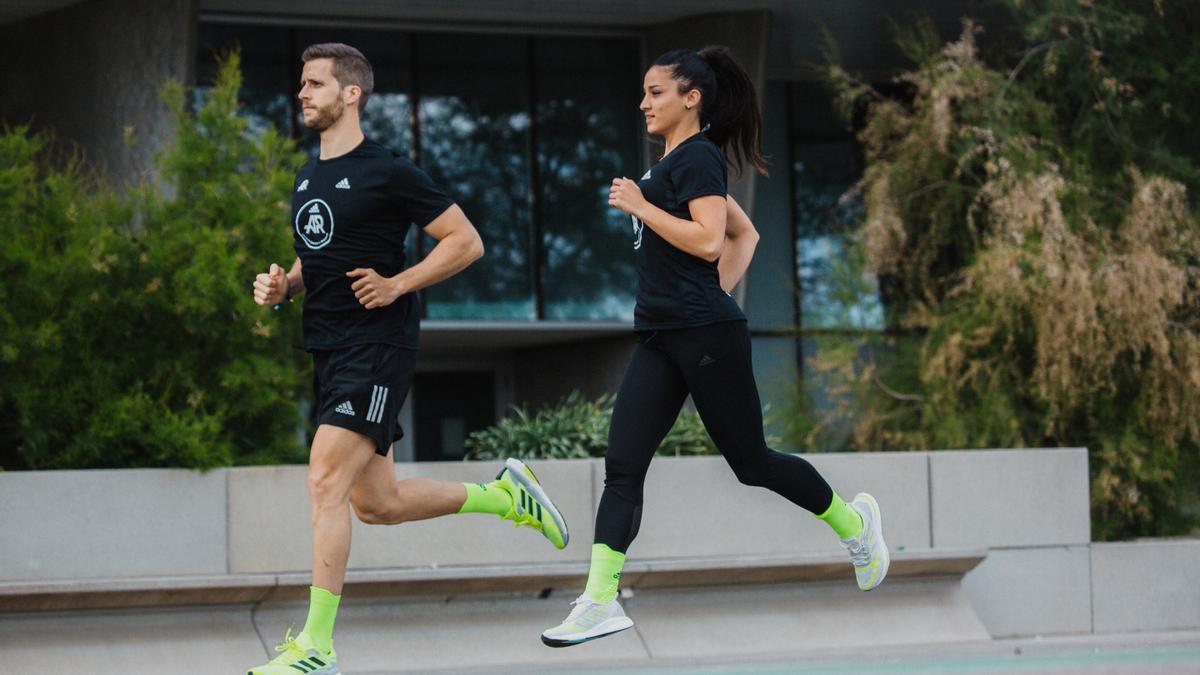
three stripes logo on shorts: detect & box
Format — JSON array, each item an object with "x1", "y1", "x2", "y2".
[
  {"x1": 335, "y1": 400, "x2": 355, "y2": 416},
  {"x1": 365, "y1": 385, "x2": 389, "y2": 424}
]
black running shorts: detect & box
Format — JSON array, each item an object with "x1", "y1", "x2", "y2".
[{"x1": 312, "y1": 343, "x2": 416, "y2": 456}]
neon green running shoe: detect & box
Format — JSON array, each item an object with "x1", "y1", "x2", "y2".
[
  {"x1": 247, "y1": 628, "x2": 339, "y2": 675},
  {"x1": 495, "y1": 457, "x2": 569, "y2": 549}
]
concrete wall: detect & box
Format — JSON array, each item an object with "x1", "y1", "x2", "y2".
[
  {"x1": 3, "y1": 448, "x2": 1197, "y2": 639},
  {"x1": 0, "y1": 0, "x2": 195, "y2": 184}
]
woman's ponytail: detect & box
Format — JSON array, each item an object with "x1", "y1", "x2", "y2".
[
  {"x1": 696, "y1": 46, "x2": 768, "y2": 178},
  {"x1": 652, "y1": 45, "x2": 769, "y2": 178}
]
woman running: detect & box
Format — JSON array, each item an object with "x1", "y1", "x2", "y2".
[{"x1": 540, "y1": 45, "x2": 889, "y2": 648}]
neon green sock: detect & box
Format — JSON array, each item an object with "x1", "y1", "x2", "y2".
[
  {"x1": 583, "y1": 543, "x2": 626, "y2": 604},
  {"x1": 458, "y1": 481, "x2": 512, "y2": 516},
  {"x1": 300, "y1": 586, "x2": 340, "y2": 655},
  {"x1": 817, "y1": 491, "x2": 863, "y2": 539}
]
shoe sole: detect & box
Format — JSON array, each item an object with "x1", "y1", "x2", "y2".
[
  {"x1": 855, "y1": 492, "x2": 890, "y2": 591},
  {"x1": 502, "y1": 458, "x2": 570, "y2": 549},
  {"x1": 541, "y1": 617, "x2": 635, "y2": 647}
]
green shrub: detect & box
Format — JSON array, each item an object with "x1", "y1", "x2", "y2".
[
  {"x1": 813, "y1": 3, "x2": 1200, "y2": 538},
  {"x1": 464, "y1": 391, "x2": 734, "y2": 460},
  {"x1": 0, "y1": 53, "x2": 308, "y2": 469}
]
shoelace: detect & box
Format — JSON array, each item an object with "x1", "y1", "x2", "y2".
[
  {"x1": 269, "y1": 627, "x2": 308, "y2": 663},
  {"x1": 843, "y1": 537, "x2": 870, "y2": 567},
  {"x1": 564, "y1": 595, "x2": 607, "y2": 629}
]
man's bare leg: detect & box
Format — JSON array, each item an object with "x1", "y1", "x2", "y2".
[{"x1": 349, "y1": 447, "x2": 474, "y2": 524}]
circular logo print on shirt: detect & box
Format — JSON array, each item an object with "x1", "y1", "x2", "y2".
[{"x1": 295, "y1": 198, "x2": 335, "y2": 249}]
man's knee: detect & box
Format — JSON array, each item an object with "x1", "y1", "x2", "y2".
[
  {"x1": 350, "y1": 493, "x2": 393, "y2": 525},
  {"x1": 307, "y1": 462, "x2": 353, "y2": 510}
]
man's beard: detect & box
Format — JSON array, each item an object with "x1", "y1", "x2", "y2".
[{"x1": 305, "y1": 97, "x2": 345, "y2": 132}]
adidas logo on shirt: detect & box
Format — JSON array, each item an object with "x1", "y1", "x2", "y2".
[
  {"x1": 296, "y1": 179, "x2": 309, "y2": 192},
  {"x1": 335, "y1": 178, "x2": 351, "y2": 189},
  {"x1": 335, "y1": 400, "x2": 355, "y2": 416}
]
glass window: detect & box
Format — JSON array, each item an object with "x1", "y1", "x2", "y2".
[
  {"x1": 534, "y1": 37, "x2": 640, "y2": 321},
  {"x1": 415, "y1": 33, "x2": 535, "y2": 320},
  {"x1": 195, "y1": 24, "x2": 294, "y2": 137},
  {"x1": 196, "y1": 22, "x2": 640, "y2": 323},
  {"x1": 788, "y1": 83, "x2": 884, "y2": 331}
]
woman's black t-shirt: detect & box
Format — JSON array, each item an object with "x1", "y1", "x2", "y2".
[
  {"x1": 290, "y1": 139, "x2": 454, "y2": 350},
  {"x1": 632, "y1": 132, "x2": 745, "y2": 330}
]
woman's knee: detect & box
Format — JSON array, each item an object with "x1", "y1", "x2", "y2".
[
  {"x1": 727, "y1": 453, "x2": 775, "y2": 488},
  {"x1": 604, "y1": 457, "x2": 647, "y2": 504}
]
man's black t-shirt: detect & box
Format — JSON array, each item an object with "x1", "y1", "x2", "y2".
[
  {"x1": 291, "y1": 139, "x2": 454, "y2": 350},
  {"x1": 632, "y1": 132, "x2": 745, "y2": 330}
]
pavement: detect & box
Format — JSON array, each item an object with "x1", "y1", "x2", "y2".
[{"x1": 403, "y1": 630, "x2": 1200, "y2": 675}]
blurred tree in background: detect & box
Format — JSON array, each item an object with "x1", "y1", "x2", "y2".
[
  {"x1": 0, "y1": 54, "x2": 308, "y2": 470},
  {"x1": 813, "y1": 0, "x2": 1200, "y2": 539}
]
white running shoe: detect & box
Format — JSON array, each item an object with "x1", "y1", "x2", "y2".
[
  {"x1": 541, "y1": 594, "x2": 634, "y2": 647},
  {"x1": 840, "y1": 492, "x2": 890, "y2": 591}
]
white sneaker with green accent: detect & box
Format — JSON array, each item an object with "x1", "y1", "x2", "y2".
[
  {"x1": 246, "y1": 629, "x2": 339, "y2": 675},
  {"x1": 841, "y1": 492, "x2": 889, "y2": 591},
  {"x1": 541, "y1": 594, "x2": 634, "y2": 647}
]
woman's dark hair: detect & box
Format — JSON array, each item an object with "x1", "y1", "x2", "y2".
[{"x1": 651, "y1": 45, "x2": 768, "y2": 177}]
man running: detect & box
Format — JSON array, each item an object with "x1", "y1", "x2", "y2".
[{"x1": 248, "y1": 43, "x2": 568, "y2": 675}]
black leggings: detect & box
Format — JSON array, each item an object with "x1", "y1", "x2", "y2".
[{"x1": 594, "y1": 320, "x2": 835, "y2": 553}]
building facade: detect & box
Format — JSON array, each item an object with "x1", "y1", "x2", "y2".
[{"x1": 0, "y1": 0, "x2": 984, "y2": 461}]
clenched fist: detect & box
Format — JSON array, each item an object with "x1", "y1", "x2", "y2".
[
  {"x1": 253, "y1": 263, "x2": 289, "y2": 306},
  {"x1": 609, "y1": 177, "x2": 648, "y2": 217}
]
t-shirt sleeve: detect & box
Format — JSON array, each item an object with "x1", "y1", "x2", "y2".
[
  {"x1": 390, "y1": 156, "x2": 456, "y2": 228},
  {"x1": 669, "y1": 141, "x2": 727, "y2": 204}
]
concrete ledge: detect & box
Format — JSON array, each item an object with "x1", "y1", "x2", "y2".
[
  {"x1": 962, "y1": 546, "x2": 1093, "y2": 638},
  {"x1": 0, "y1": 549, "x2": 986, "y2": 612}
]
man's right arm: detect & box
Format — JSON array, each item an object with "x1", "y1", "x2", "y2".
[{"x1": 253, "y1": 257, "x2": 303, "y2": 306}]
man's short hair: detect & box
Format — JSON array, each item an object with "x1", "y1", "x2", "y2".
[{"x1": 301, "y1": 43, "x2": 375, "y2": 111}]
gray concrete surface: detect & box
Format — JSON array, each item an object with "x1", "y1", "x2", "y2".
[
  {"x1": 0, "y1": 0, "x2": 195, "y2": 184},
  {"x1": 624, "y1": 453, "x2": 931, "y2": 560},
  {"x1": 8, "y1": 449, "x2": 1200, "y2": 662},
  {"x1": 1092, "y1": 540, "x2": 1200, "y2": 634},
  {"x1": 0, "y1": 577, "x2": 989, "y2": 674},
  {"x1": 423, "y1": 631, "x2": 1200, "y2": 675},
  {"x1": 0, "y1": 468, "x2": 227, "y2": 581},
  {"x1": 228, "y1": 460, "x2": 595, "y2": 574},
  {"x1": 929, "y1": 448, "x2": 1091, "y2": 548},
  {"x1": 962, "y1": 546, "x2": 1094, "y2": 638}
]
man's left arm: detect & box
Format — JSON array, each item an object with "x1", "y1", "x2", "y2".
[{"x1": 347, "y1": 204, "x2": 484, "y2": 309}]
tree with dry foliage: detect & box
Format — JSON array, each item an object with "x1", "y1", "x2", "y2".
[{"x1": 817, "y1": 1, "x2": 1200, "y2": 539}]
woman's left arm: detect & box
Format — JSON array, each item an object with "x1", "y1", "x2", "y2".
[
  {"x1": 717, "y1": 195, "x2": 759, "y2": 292},
  {"x1": 610, "y1": 177, "x2": 726, "y2": 262}
]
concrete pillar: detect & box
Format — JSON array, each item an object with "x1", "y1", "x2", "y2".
[
  {"x1": 645, "y1": 10, "x2": 772, "y2": 307},
  {"x1": 645, "y1": 10, "x2": 772, "y2": 216},
  {"x1": 0, "y1": 0, "x2": 196, "y2": 185}
]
